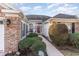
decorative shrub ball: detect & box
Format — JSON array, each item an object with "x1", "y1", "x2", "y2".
[{"x1": 49, "y1": 23, "x2": 69, "y2": 46}]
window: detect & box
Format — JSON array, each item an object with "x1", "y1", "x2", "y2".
[
  {"x1": 29, "y1": 24, "x2": 33, "y2": 32},
  {"x1": 22, "y1": 24, "x2": 26, "y2": 36},
  {"x1": 26, "y1": 25, "x2": 28, "y2": 33},
  {"x1": 21, "y1": 22, "x2": 26, "y2": 38},
  {"x1": 0, "y1": 21, "x2": 3, "y2": 24}
]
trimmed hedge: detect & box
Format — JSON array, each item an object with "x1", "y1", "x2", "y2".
[
  {"x1": 49, "y1": 23, "x2": 69, "y2": 46},
  {"x1": 27, "y1": 33, "x2": 38, "y2": 37},
  {"x1": 69, "y1": 33, "x2": 79, "y2": 48},
  {"x1": 19, "y1": 37, "x2": 46, "y2": 50},
  {"x1": 18, "y1": 33, "x2": 46, "y2": 56}
]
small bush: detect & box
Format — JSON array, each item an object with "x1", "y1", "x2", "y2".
[
  {"x1": 18, "y1": 35, "x2": 46, "y2": 55},
  {"x1": 30, "y1": 37, "x2": 46, "y2": 52},
  {"x1": 19, "y1": 37, "x2": 44, "y2": 49},
  {"x1": 49, "y1": 23, "x2": 69, "y2": 46},
  {"x1": 69, "y1": 33, "x2": 79, "y2": 48},
  {"x1": 27, "y1": 33, "x2": 38, "y2": 37},
  {"x1": 19, "y1": 37, "x2": 34, "y2": 49}
]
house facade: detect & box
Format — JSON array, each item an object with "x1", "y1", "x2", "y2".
[
  {"x1": 26, "y1": 15, "x2": 51, "y2": 34},
  {"x1": 25, "y1": 14, "x2": 79, "y2": 39},
  {"x1": 0, "y1": 4, "x2": 27, "y2": 55},
  {"x1": 42, "y1": 14, "x2": 79, "y2": 39}
]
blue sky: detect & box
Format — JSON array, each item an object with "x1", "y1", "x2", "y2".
[{"x1": 12, "y1": 3, "x2": 79, "y2": 17}]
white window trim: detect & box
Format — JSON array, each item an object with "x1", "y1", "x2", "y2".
[{"x1": 20, "y1": 20, "x2": 27, "y2": 40}]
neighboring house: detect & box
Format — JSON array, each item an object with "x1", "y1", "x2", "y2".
[
  {"x1": 26, "y1": 15, "x2": 51, "y2": 34},
  {"x1": 42, "y1": 13, "x2": 79, "y2": 38},
  {"x1": 0, "y1": 3, "x2": 27, "y2": 55}
]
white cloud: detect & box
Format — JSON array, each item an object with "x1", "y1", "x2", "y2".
[
  {"x1": 47, "y1": 3, "x2": 61, "y2": 9},
  {"x1": 47, "y1": 4, "x2": 54, "y2": 9},
  {"x1": 49, "y1": 4, "x2": 79, "y2": 17},
  {"x1": 48, "y1": 3, "x2": 78, "y2": 15},
  {"x1": 19, "y1": 6, "x2": 31, "y2": 11},
  {"x1": 55, "y1": 5, "x2": 78, "y2": 15},
  {"x1": 19, "y1": 6, "x2": 31, "y2": 15},
  {"x1": 64, "y1": 4, "x2": 69, "y2": 7},
  {"x1": 12, "y1": 3, "x2": 79, "y2": 16},
  {"x1": 33, "y1": 6, "x2": 43, "y2": 10},
  {"x1": 70, "y1": 6, "x2": 78, "y2": 9}
]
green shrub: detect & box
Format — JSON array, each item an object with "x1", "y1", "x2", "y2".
[
  {"x1": 49, "y1": 23, "x2": 69, "y2": 46},
  {"x1": 19, "y1": 37, "x2": 34, "y2": 49},
  {"x1": 69, "y1": 33, "x2": 79, "y2": 48},
  {"x1": 27, "y1": 33, "x2": 38, "y2": 37},
  {"x1": 30, "y1": 37, "x2": 46, "y2": 53},
  {"x1": 19, "y1": 37, "x2": 46, "y2": 50},
  {"x1": 18, "y1": 36, "x2": 46, "y2": 55}
]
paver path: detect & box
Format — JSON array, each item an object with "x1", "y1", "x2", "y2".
[
  {"x1": 39, "y1": 35, "x2": 63, "y2": 56},
  {"x1": 0, "y1": 52, "x2": 4, "y2": 56}
]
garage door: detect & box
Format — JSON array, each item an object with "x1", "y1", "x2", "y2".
[{"x1": 0, "y1": 20, "x2": 4, "y2": 52}]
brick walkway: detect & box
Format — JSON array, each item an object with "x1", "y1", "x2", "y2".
[{"x1": 39, "y1": 35, "x2": 63, "y2": 56}]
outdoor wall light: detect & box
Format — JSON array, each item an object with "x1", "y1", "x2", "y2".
[{"x1": 6, "y1": 19, "x2": 11, "y2": 25}]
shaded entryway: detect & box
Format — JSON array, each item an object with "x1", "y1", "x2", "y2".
[
  {"x1": 72, "y1": 23, "x2": 75, "y2": 33},
  {"x1": 37, "y1": 25, "x2": 41, "y2": 33}
]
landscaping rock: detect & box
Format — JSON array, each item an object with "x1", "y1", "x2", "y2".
[
  {"x1": 38, "y1": 50, "x2": 44, "y2": 56},
  {"x1": 15, "y1": 51, "x2": 20, "y2": 56}
]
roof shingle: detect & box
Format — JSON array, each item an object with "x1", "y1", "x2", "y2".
[{"x1": 53, "y1": 13, "x2": 78, "y2": 19}]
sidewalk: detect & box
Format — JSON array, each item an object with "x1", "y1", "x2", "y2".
[
  {"x1": 0, "y1": 52, "x2": 4, "y2": 56},
  {"x1": 39, "y1": 35, "x2": 63, "y2": 56}
]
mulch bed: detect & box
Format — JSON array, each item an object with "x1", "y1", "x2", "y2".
[
  {"x1": 55, "y1": 45, "x2": 79, "y2": 53},
  {"x1": 41, "y1": 34, "x2": 79, "y2": 56}
]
